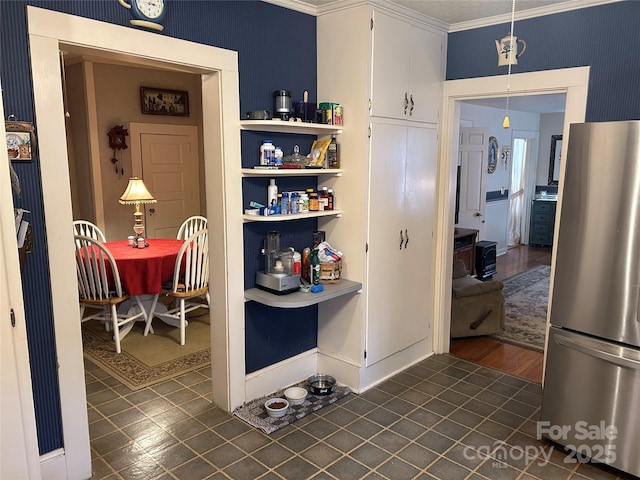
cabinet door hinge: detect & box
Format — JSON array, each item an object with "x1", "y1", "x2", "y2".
[
  {"x1": 10, "y1": 308, "x2": 16, "y2": 328},
  {"x1": 364, "y1": 350, "x2": 367, "y2": 359},
  {"x1": 368, "y1": 98, "x2": 372, "y2": 111},
  {"x1": 370, "y1": 17, "x2": 373, "y2": 30},
  {"x1": 368, "y1": 125, "x2": 372, "y2": 138},
  {"x1": 365, "y1": 242, "x2": 369, "y2": 253}
]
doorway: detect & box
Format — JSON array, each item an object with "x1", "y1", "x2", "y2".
[
  {"x1": 433, "y1": 67, "x2": 590, "y2": 358},
  {"x1": 27, "y1": 7, "x2": 244, "y2": 476}
]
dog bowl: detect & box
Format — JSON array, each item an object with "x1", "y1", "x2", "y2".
[
  {"x1": 264, "y1": 398, "x2": 289, "y2": 418},
  {"x1": 306, "y1": 374, "x2": 336, "y2": 395},
  {"x1": 284, "y1": 386, "x2": 308, "y2": 405}
]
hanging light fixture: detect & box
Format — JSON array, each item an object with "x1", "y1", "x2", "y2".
[{"x1": 503, "y1": 0, "x2": 516, "y2": 129}]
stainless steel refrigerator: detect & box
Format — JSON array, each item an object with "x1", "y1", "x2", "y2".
[{"x1": 540, "y1": 121, "x2": 640, "y2": 477}]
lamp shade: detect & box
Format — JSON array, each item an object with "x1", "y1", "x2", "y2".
[{"x1": 119, "y1": 177, "x2": 157, "y2": 205}]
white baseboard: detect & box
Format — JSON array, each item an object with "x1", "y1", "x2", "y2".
[
  {"x1": 40, "y1": 449, "x2": 67, "y2": 480},
  {"x1": 244, "y1": 349, "x2": 318, "y2": 402}
]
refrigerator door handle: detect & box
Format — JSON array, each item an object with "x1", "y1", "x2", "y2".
[{"x1": 554, "y1": 333, "x2": 640, "y2": 370}]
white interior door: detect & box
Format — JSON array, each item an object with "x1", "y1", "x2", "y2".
[
  {"x1": 458, "y1": 127, "x2": 488, "y2": 237},
  {"x1": 366, "y1": 120, "x2": 407, "y2": 366},
  {"x1": 0, "y1": 86, "x2": 41, "y2": 478},
  {"x1": 130, "y1": 124, "x2": 200, "y2": 238}
]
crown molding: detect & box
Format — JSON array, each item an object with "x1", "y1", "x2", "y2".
[
  {"x1": 448, "y1": 0, "x2": 624, "y2": 32},
  {"x1": 263, "y1": 0, "x2": 624, "y2": 32}
]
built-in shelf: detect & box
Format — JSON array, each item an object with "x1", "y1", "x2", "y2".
[
  {"x1": 240, "y1": 120, "x2": 342, "y2": 136},
  {"x1": 241, "y1": 168, "x2": 343, "y2": 177},
  {"x1": 244, "y1": 279, "x2": 362, "y2": 308},
  {"x1": 243, "y1": 210, "x2": 343, "y2": 222}
]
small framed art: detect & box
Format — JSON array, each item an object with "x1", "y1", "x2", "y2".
[{"x1": 140, "y1": 87, "x2": 189, "y2": 116}]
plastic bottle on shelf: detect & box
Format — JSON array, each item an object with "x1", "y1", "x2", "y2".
[
  {"x1": 327, "y1": 135, "x2": 340, "y2": 168},
  {"x1": 260, "y1": 140, "x2": 275, "y2": 165},
  {"x1": 309, "y1": 192, "x2": 319, "y2": 211},
  {"x1": 267, "y1": 178, "x2": 278, "y2": 206},
  {"x1": 327, "y1": 189, "x2": 334, "y2": 210},
  {"x1": 274, "y1": 146, "x2": 283, "y2": 166},
  {"x1": 281, "y1": 192, "x2": 290, "y2": 215},
  {"x1": 290, "y1": 192, "x2": 300, "y2": 214},
  {"x1": 300, "y1": 192, "x2": 309, "y2": 213}
]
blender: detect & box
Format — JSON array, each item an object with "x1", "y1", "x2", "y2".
[{"x1": 256, "y1": 231, "x2": 300, "y2": 294}]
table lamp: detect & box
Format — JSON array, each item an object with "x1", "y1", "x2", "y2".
[{"x1": 119, "y1": 177, "x2": 157, "y2": 246}]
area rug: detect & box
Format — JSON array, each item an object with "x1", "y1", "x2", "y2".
[
  {"x1": 233, "y1": 383, "x2": 352, "y2": 434},
  {"x1": 489, "y1": 265, "x2": 550, "y2": 352},
  {"x1": 82, "y1": 312, "x2": 211, "y2": 390}
]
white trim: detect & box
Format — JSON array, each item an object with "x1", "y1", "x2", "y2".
[
  {"x1": 244, "y1": 349, "x2": 318, "y2": 401},
  {"x1": 0, "y1": 74, "x2": 41, "y2": 480},
  {"x1": 39, "y1": 449, "x2": 66, "y2": 480},
  {"x1": 433, "y1": 67, "x2": 589, "y2": 363},
  {"x1": 449, "y1": 0, "x2": 623, "y2": 32},
  {"x1": 26, "y1": 6, "x2": 244, "y2": 478},
  {"x1": 264, "y1": 0, "x2": 623, "y2": 32}
]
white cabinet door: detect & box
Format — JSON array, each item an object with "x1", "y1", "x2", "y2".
[
  {"x1": 366, "y1": 121, "x2": 435, "y2": 366},
  {"x1": 370, "y1": 11, "x2": 410, "y2": 120},
  {"x1": 408, "y1": 28, "x2": 443, "y2": 123},
  {"x1": 370, "y1": 10, "x2": 443, "y2": 123}
]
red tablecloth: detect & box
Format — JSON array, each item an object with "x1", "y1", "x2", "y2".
[{"x1": 105, "y1": 239, "x2": 183, "y2": 296}]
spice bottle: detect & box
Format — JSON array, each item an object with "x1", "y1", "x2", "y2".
[{"x1": 327, "y1": 189, "x2": 334, "y2": 210}]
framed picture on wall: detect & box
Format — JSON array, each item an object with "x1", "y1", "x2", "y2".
[
  {"x1": 5, "y1": 120, "x2": 36, "y2": 162},
  {"x1": 140, "y1": 87, "x2": 189, "y2": 116}
]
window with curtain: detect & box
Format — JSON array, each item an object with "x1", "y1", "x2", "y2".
[{"x1": 508, "y1": 138, "x2": 528, "y2": 246}]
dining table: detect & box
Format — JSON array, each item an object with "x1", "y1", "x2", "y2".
[
  {"x1": 104, "y1": 238, "x2": 184, "y2": 335},
  {"x1": 105, "y1": 238, "x2": 184, "y2": 297}
]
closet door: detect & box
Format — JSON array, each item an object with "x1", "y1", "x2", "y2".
[
  {"x1": 398, "y1": 125, "x2": 437, "y2": 346},
  {"x1": 366, "y1": 120, "x2": 407, "y2": 366},
  {"x1": 370, "y1": 11, "x2": 410, "y2": 120}
]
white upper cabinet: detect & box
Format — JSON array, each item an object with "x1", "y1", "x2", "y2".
[{"x1": 370, "y1": 10, "x2": 444, "y2": 123}]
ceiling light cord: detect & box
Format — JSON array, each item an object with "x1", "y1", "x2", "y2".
[{"x1": 503, "y1": 0, "x2": 516, "y2": 129}]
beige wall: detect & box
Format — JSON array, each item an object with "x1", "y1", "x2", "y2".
[{"x1": 68, "y1": 60, "x2": 205, "y2": 240}]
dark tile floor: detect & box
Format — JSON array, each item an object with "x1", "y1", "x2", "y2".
[{"x1": 85, "y1": 354, "x2": 633, "y2": 480}]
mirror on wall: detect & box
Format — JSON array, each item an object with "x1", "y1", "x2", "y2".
[{"x1": 548, "y1": 134, "x2": 562, "y2": 185}]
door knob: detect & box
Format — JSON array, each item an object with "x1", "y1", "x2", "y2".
[
  {"x1": 149, "y1": 208, "x2": 155, "y2": 215},
  {"x1": 473, "y1": 212, "x2": 483, "y2": 217}
]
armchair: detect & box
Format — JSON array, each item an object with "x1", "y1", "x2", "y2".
[{"x1": 451, "y1": 259, "x2": 505, "y2": 338}]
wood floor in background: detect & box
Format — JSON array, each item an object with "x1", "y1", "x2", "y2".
[{"x1": 450, "y1": 245, "x2": 551, "y2": 384}]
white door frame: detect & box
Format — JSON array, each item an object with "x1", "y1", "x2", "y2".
[
  {"x1": 0, "y1": 75, "x2": 42, "y2": 480},
  {"x1": 433, "y1": 66, "x2": 590, "y2": 355},
  {"x1": 27, "y1": 7, "x2": 244, "y2": 478}
]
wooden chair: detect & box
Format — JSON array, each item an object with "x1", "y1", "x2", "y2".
[
  {"x1": 73, "y1": 220, "x2": 106, "y2": 243},
  {"x1": 177, "y1": 215, "x2": 207, "y2": 241},
  {"x1": 146, "y1": 229, "x2": 209, "y2": 345},
  {"x1": 74, "y1": 235, "x2": 147, "y2": 353}
]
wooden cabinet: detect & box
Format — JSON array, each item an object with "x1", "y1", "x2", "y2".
[
  {"x1": 317, "y1": 4, "x2": 445, "y2": 391},
  {"x1": 453, "y1": 228, "x2": 478, "y2": 275},
  {"x1": 529, "y1": 200, "x2": 556, "y2": 247},
  {"x1": 371, "y1": 10, "x2": 443, "y2": 123}
]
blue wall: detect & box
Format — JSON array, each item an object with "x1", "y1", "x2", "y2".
[
  {"x1": 1, "y1": 0, "x2": 316, "y2": 454},
  {"x1": 446, "y1": 1, "x2": 640, "y2": 122}
]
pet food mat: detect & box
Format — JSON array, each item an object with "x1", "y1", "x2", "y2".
[{"x1": 233, "y1": 383, "x2": 352, "y2": 434}]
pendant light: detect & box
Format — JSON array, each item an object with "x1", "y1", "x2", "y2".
[{"x1": 503, "y1": 0, "x2": 516, "y2": 129}]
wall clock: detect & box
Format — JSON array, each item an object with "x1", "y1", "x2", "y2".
[
  {"x1": 118, "y1": 0, "x2": 166, "y2": 32},
  {"x1": 107, "y1": 125, "x2": 129, "y2": 150},
  {"x1": 487, "y1": 136, "x2": 498, "y2": 174}
]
